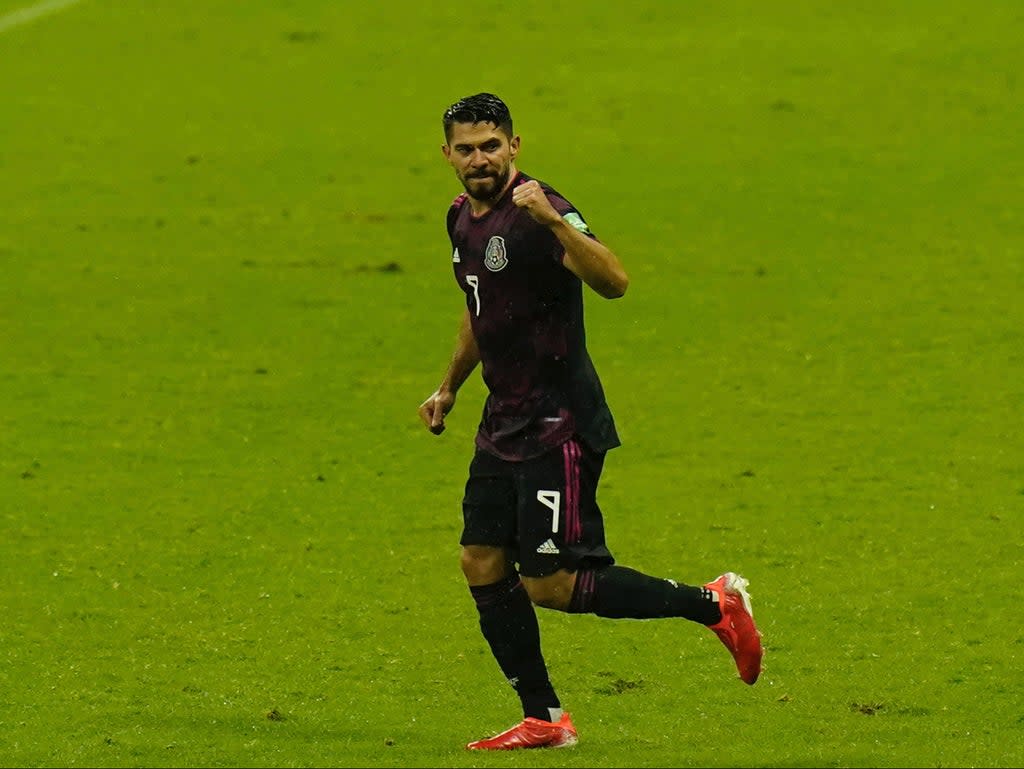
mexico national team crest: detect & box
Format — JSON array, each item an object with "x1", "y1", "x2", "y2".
[{"x1": 484, "y1": 235, "x2": 508, "y2": 272}]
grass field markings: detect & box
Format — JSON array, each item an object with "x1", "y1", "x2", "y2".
[
  {"x1": 850, "y1": 701, "x2": 885, "y2": 715},
  {"x1": 0, "y1": 0, "x2": 83, "y2": 34},
  {"x1": 594, "y1": 671, "x2": 646, "y2": 696}
]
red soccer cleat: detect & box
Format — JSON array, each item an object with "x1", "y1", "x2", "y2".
[
  {"x1": 466, "y1": 712, "x2": 578, "y2": 750},
  {"x1": 705, "y1": 572, "x2": 763, "y2": 684}
]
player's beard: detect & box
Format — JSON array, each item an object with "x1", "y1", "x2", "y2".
[{"x1": 461, "y1": 166, "x2": 510, "y2": 202}]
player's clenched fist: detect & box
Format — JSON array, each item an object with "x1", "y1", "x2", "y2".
[
  {"x1": 419, "y1": 389, "x2": 455, "y2": 434},
  {"x1": 512, "y1": 179, "x2": 559, "y2": 225}
]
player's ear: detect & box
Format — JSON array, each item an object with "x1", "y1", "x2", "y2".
[
  {"x1": 508, "y1": 135, "x2": 520, "y2": 159},
  {"x1": 441, "y1": 143, "x2": 452, "y2": 162}
]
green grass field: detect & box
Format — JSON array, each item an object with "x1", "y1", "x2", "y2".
[{"x1": 2, "y1": 1, "x2": 1022, "y2": 766}]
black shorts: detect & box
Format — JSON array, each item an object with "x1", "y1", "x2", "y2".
[{"x1": 460, "y1": 437, "x2": 616, "y2": 577}]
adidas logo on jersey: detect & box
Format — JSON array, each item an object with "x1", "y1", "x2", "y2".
[
  {"x1": 452, "y1": 247, "x2": 461, "y2": 263},
  {"x1": 536, "y1": 539, "x2": 560, "y2": 555}
]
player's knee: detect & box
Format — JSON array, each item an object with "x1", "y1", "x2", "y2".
[{"x1": 460, "y1": 545, "x2": 508, "y2": 584}]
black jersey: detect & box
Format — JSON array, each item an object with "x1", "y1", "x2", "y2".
[{"x1": 446, "y1": 172, "x2": 620, "y2": 461}]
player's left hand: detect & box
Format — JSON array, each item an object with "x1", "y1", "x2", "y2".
[{"x1": 512, "y1": 180, "x2": 559, "y2": 226}]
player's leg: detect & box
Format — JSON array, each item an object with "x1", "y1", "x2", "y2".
[
  {"x1": 460, "y1": 450, "x2": 567, "y2": 749},
  {"x1": 519, "y1": 437, "x2": 763, "y2": 683},
  {"x1": 517, "y1": 437, "x2": 716, "y2": 619}
]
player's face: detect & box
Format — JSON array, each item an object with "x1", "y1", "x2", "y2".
[{"x1": 443, "y1": 122, "x2": 520, "y2": 202}]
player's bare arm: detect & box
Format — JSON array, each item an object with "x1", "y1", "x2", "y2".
[
  {"x1": 512, "y1": 180, "x2": 629, "y2": 299},
  {"x1": 419, "y1": 308, "x2": 480, "y2": 435}
]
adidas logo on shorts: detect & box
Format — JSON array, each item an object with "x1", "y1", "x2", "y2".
[{"x1": 536, "y1": 539, "x2": 560, "y2": 555}]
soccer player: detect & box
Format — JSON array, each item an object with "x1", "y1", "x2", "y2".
[{"x1": 418, "y1": 92, "x2": 763, "y2": 751}]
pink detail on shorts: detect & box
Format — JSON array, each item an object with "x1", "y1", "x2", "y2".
[{"x1": 562, "y1": 440, "x2": 582, "y2": 543}]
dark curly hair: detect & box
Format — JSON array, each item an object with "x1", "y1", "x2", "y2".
[{"x1": 442, "y1": 93, "x2": 514, "y2": 141}]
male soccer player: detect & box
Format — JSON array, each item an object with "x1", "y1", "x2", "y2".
[{"x1": 418, "y1": 92, "x2": 763, "y2": 751}]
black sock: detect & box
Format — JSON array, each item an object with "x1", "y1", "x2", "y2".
[
  {"x1": 568, "y1": 565, "x2": 722, "y2": 625},
  {"x1": 470, "y1": 573, "x2": 561, "y2": 721}
]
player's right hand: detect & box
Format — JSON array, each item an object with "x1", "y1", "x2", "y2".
[{"x1": 418, "y1": 389, "x2": 455, "y2": 435}]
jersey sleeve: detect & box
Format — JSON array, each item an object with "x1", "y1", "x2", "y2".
[
  {"x1": 544, "y1": 191, "x2": 599, "y2": 265},
  {"x1": 446, "y1": 193, "x2": 468, "y2": 241},
  {"x1": 547, "y1": 192, "x2": 598, "y2": 241}
]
